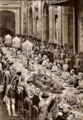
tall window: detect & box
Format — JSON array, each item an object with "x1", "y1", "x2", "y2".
[
  {"x1": 29, "y1": 7, "x2": 33, "y2": 36},
  {"x1": 55, "y1": 14, "x2": 58, "y2": 40},
  {"x1": 43, "y1": 2, "x2": 49, "y2": 41},
  {"x1": 68, "y1": 7, "x2": 73, "y2": 49}
]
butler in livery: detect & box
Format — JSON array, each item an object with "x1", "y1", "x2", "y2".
[{"x1": 3, "y1": 70, "x2": 21, "y2": 117}]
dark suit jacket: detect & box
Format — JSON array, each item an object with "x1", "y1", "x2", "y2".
[{"x1": 32, "y1": 94, "x2": 40, "y2": 107}]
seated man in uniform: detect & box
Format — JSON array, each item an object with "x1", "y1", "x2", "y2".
[
  {"x1": 53, "y1": 45, "x2": 60, "y2": 60},
  {"x1": 51, "y1": 60, "x2": 58, "y2": 72},
  {"x1": 46, "y1": 62, "x2": 53, "y2": 70},
  {"x1": 73, "y1": 54, "x2": 81, "y2": 74},
  {"x1": 77, "y1": 72, "x2": 83, "y2": 91},
  {"x1": 68, "y1": 69, "x2": 76, "y2": 85},
  {"x1": 42, "y1": 55, "x2": 49, "y2": 67},
  {"x1": 61, "y1": 64, "x2": 70, "y2": 82},
  {"x1": 56, "y1": 63, "x2": 62, "y2": 77},
  {"x1": 65, "y1": 54, "x2": 71, "y2": 72},
  {"x1": 40, "y1": 42, "x2": 45, "y2": 53},
  {"x1": 34, "y1": 54, "x2": 39, "y2": 62},
  {"x1": 60, "y1": 49, "x2": 65, "y2": 60},
  {"x1": 37, "y1": 53, "x2": 43, "y2": 64}
]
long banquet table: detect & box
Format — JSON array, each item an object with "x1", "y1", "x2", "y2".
[{"x1": 2, "y1": 47, "x2": 83, "y2": 120}]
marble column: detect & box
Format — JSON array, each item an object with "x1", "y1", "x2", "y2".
[
  {"x1": 21, "y1": 1, "x2": 23, "y2": 34},
  {"x1": 33, "y1": 1, "x2": 35, "y2": 37},
  {"x1": 49, "y1": 5, "x2": 53, "y2": 42},
  {"x1": 38, "y1": 1, "x2": 42, "y2": 39}
]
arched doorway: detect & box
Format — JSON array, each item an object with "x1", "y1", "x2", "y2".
[
  {"x1": 0, "y1": 10, "x2": 15, "y2": 37},
  {"x1": 29, "y1": 7, "x2": 33, "y2": 36},
  {"x1": 68, "y1": 7, "x2": 73, "y2": 49},
  {"x1": 43, "y1": 2, "x2": 49, "y2": 41}
]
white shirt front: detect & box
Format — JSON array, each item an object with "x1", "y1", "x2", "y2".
[
  {"x1": 12, "y1": 36, "x2": 21, "y2": 48},
  {"x1": 5, "y1": 34, "x2": 12, "y2": 45}
]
